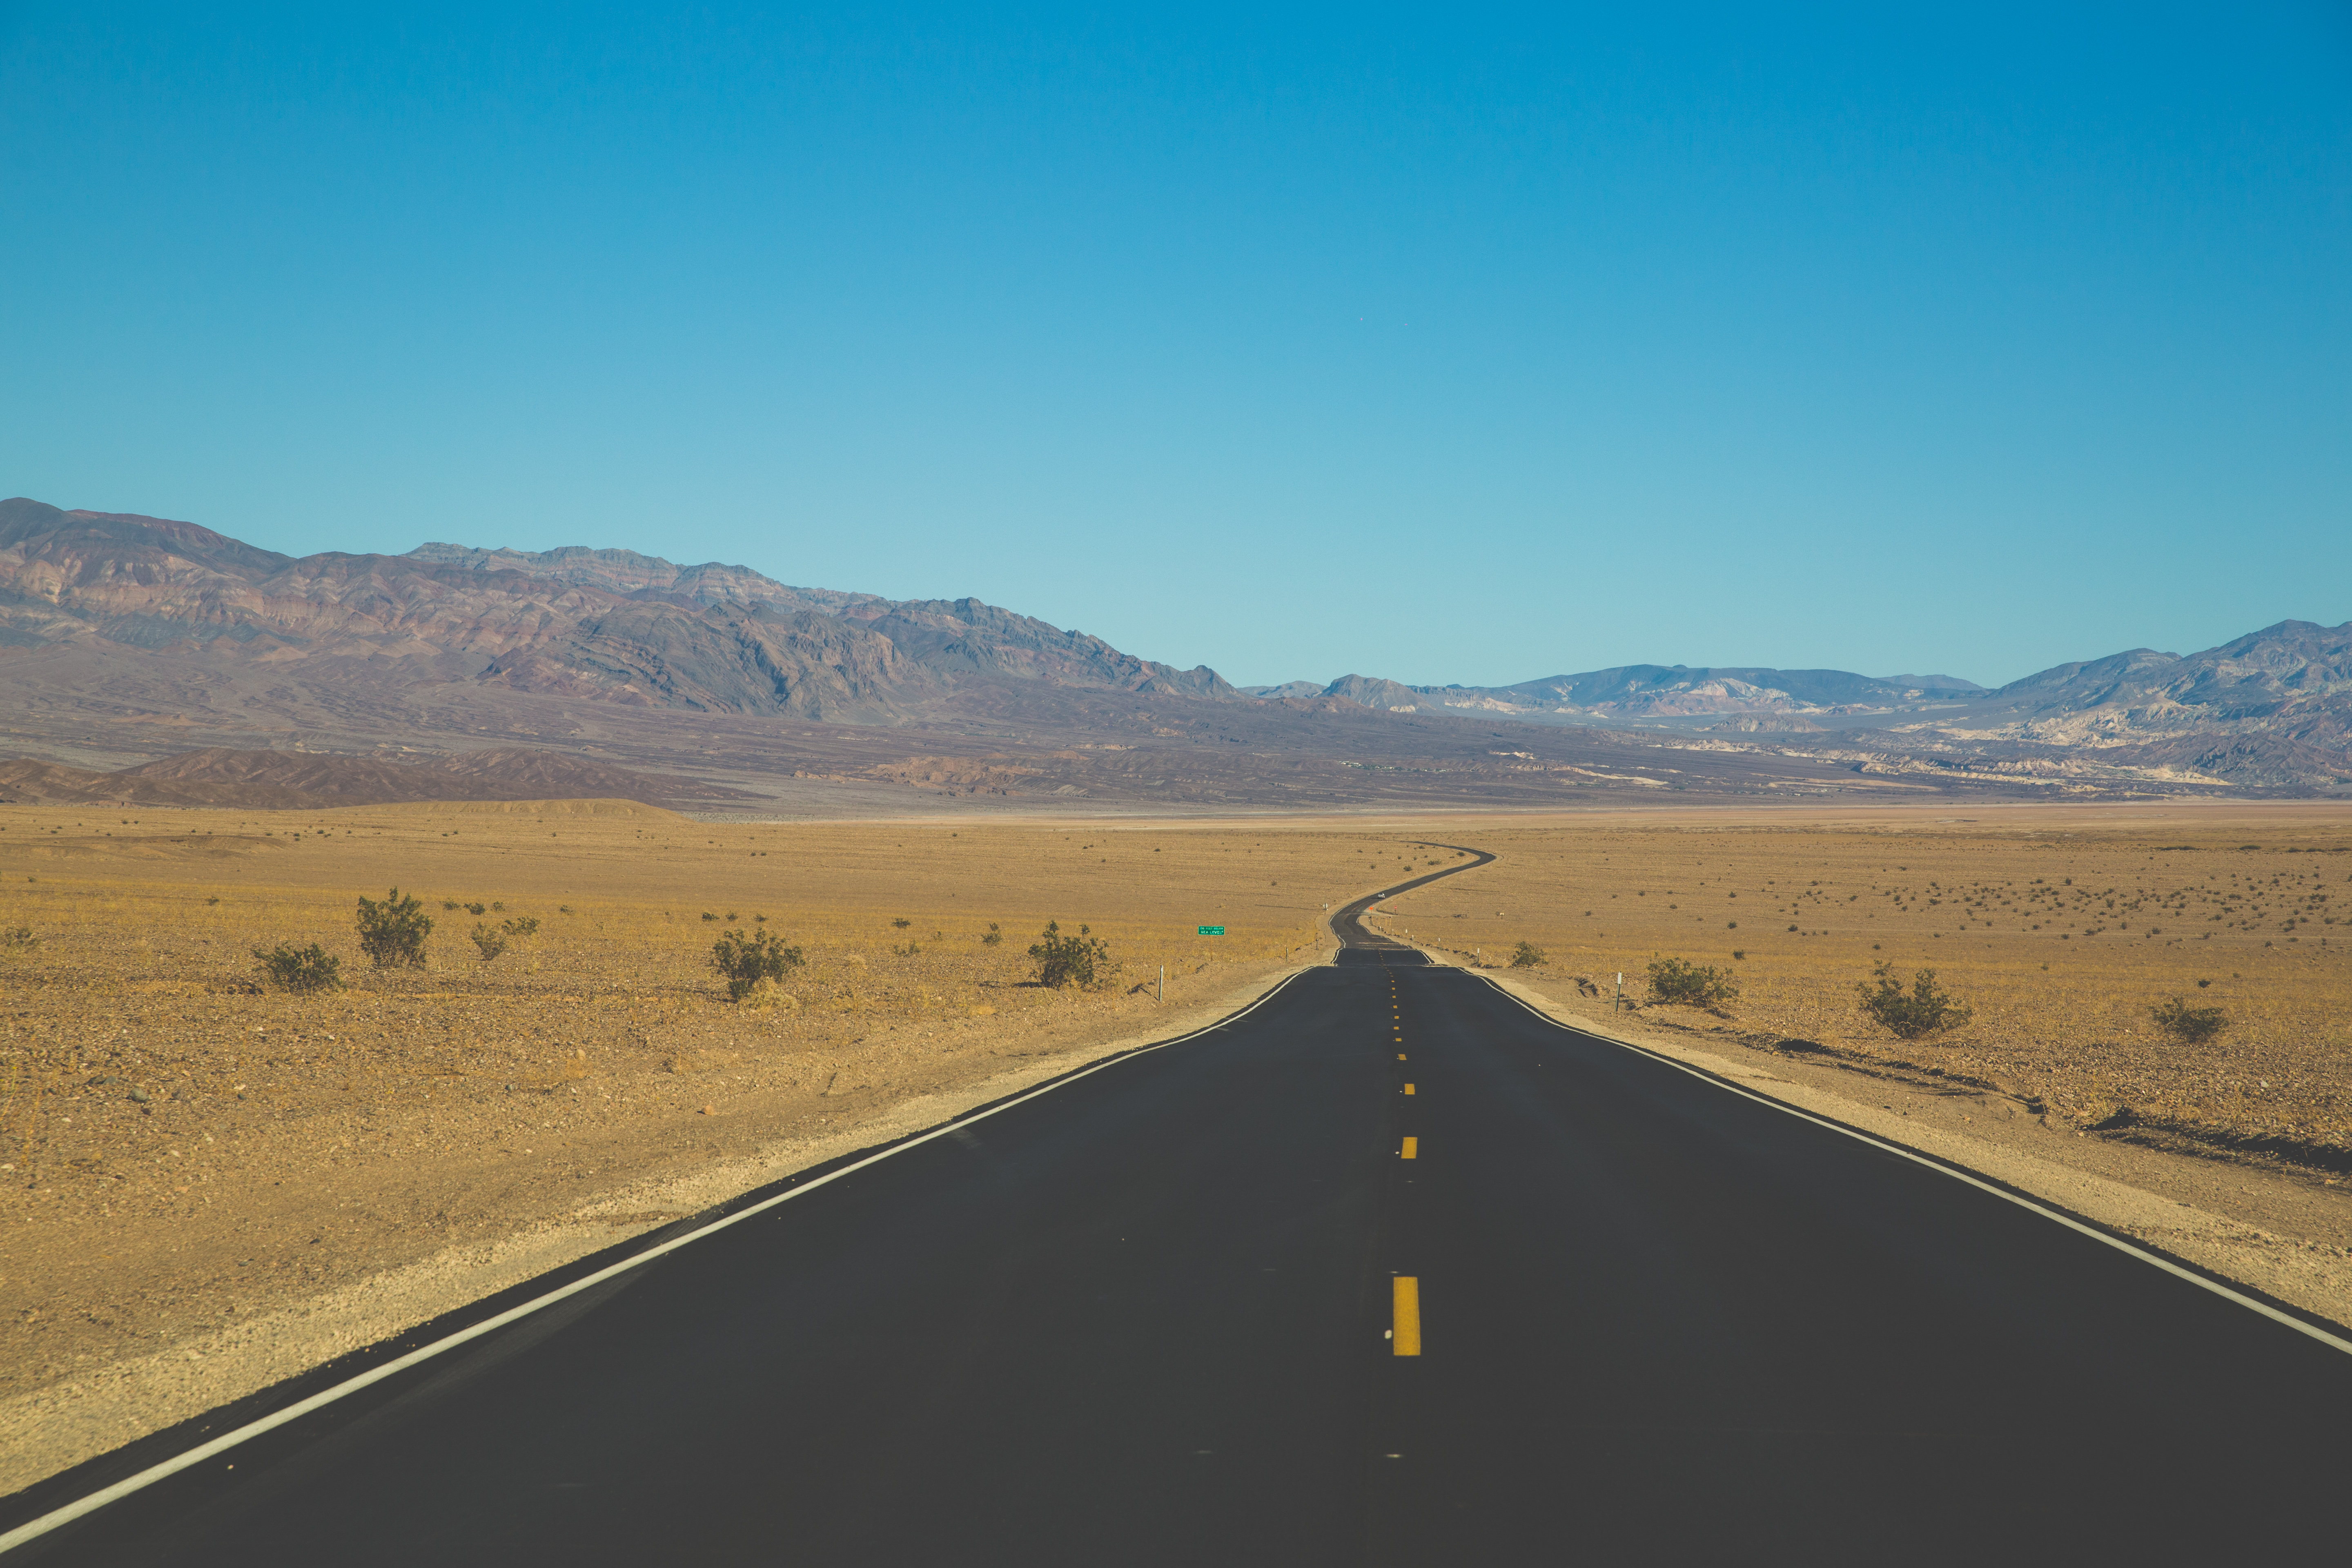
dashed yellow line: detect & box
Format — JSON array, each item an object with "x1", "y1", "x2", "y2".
[
  {"x1": 1392, "y1": 1277, "x2": 1422, "y2": 1355},
  {"x1": 1403, "y1": 1083, "x2": 1415, "y2": 1096},
  {"x1": 1401, "y1": 1136, "x2": 1417, "y2": 1160}
]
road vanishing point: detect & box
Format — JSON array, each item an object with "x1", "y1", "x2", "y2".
[{"x1": 7, "y1": 848, "x2": 2350, "y2": 1562}]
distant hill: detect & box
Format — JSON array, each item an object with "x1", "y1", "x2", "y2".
[
  {"x1": 0, "y1": 746, "x2": 737, "y2": 810},
  {"x1": 1246, "y1": 627, "x2": 2352, "y2": 788},
  {"x1": 1259, "y1": 665, "x2": 1987, "y2": 724},
  {"x1": 1937, "y1": 620, "x2": 2352, "y2": 786}
]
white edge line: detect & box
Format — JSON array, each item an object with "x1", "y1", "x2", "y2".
[
  {"x1": 1473, "y1": 975, "x2": 2352, "y2": 1358},
  {"x1": 0, "y1": 968, "x2": 1314, "y2": 1554}
]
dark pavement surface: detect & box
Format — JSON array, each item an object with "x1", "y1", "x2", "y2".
[{"x1": 12, "y1": 851, "x2": 2352, "y2": 1563}]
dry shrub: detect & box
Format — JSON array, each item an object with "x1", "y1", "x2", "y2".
[
  {"x1": 1648, "y1": 956, "x2": 1738, "y2": 1008},
  {"x1": 1856, "y1": 963, "x2": 1970, "y2": 1039},
  {"x1": 252, "y1": 943, "x2": 343, "y2": 993},
  {"x1": 1029, "y1": 921, "x2": 1112, "y2": 989},
  {"x1": 356, "y1": 887, "x2": 431, "y2": 969},
  {"x1": 2151, "y1": 996, "x2": 2227, "y2": 1044},
  {"x1": 713, "y1": 928, "x2": 804, "y2": 1001}
]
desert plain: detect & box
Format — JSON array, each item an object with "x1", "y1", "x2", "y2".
[{"x1": 2, "y1": 796, "x2": 2350, "y2": 1492}]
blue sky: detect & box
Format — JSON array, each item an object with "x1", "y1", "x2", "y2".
[{"x1": 3, "y1": 4, "x2": 2346, "y2": 688}]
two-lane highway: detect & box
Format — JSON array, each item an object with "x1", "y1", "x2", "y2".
[{"x1": 8, "y1": 850, "x2": 2350, "y2": 1562}]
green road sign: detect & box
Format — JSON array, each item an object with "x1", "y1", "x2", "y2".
[{"x1": 1197, "y1": 925, "x2": 1225, "y2": 936}]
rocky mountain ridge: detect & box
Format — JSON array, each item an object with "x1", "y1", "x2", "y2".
[
  {"x1": 0, "y1": 498, "x2": 1231, "y2": 723},
  {"x1": 0, "y1": 496, "x2": 2341, "y2": 795},
  {"x1": 1257, "y1": 624, "x2": 2352, "y2": 788}
]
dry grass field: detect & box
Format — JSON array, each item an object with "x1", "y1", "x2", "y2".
[{"x1": 1377, "y1": 802, "x2": 2352, "y2": 1174}]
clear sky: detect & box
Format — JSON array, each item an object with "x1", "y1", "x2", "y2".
[{"x1": 3, "y1": 4, "x2": 2346, "y2": 689}]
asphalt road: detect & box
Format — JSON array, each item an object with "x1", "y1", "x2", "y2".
[{"x1": 10, "y1": 852, "x2": 2351, "y2": 1562}]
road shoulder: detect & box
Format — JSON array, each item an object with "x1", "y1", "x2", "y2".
[{"x1": 1451, "y1": 956, "x2": 2352, "y2": 1334}]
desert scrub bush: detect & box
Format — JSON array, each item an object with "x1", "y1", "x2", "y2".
[
  {"x1": 356, "y1": 887, "x2": 432, "y2": 969},
  {"x1": 0, "y1": 926, "x2": 35, "y2": 954},
  {"x1": 501, "y1": 915, "x2": 540, "y2": 938},
  {"x1": 1509, "y1": 941, "x2": 1546, "y2": 969},
  {"x1": 713, "y1": 928, "x2": 805, "y2": 1002},
  {"x1": 702, "y1": 911, "x2": 718, "y2": 922},
  {"x1": 982, "y1": 923, "x2": 1002, "y2": 946},
  {"x1": 1029, "y1": 921, "x2": 1113, "y2": 989},
  {"x1": 1856, "y1": 962, "x2": 1971, "y2": 1039},
  {"x1": 2151, "y1": 996, "x2": 2227, "y2": 1044},
  {"x1": 471, "y1": 922, "x2": 508, "y2": 962},
  {"x1": 253, "y1": 943, "x2": 343, "y2": 993},
  {"x1": 891, "y1": 918, "x2": 911, "y2": 929},
  {"x1": 1648, "y1": 956, "x2": 1739, "y2": 1008}
]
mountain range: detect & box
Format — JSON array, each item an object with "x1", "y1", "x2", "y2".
[
  {"x1": 1252, "y1": 622, "x2": 2352, "y2": 790},
  {"x1": 0, "y1": 496, "x2": 2343, "y2": 804},
  {"x1": 0, "y1": 499, "x2": 1232, "y2": 723}
]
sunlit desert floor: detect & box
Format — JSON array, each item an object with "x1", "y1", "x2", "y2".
[
  {"x1": 2, "y1": 795, "x2": 2348, "y2": 1492},
  {"x1": 1376, "y1": 799, "x2": 2352, "y2": 1170}
]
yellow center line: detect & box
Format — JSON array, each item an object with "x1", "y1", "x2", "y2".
[
  {"x1": 1403, "y1": 1083, "x2": 1415, "y2": 1095},
  {"x1": 1401, "y1": 1136, "x2": 1417, "y2": 1159},
  {"x1": 1392, "y1": 1277, "x2": 1422, "y2": 1355}
]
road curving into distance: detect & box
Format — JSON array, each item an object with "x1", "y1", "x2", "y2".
[
  {"x1": 1327, "y1": 840, "x2": 1495, "y2": 952},
  {"x1": 7, "y1": 847, "x2": 2350, "y2": 1561}
]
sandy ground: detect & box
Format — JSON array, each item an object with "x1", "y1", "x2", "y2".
[
  {"x1": 5, "y1": 798, "x2": 2350, "y2": 1497},
  {"x1": 1368, "y1": 800, "x2": 2352, "y2": 1172}
]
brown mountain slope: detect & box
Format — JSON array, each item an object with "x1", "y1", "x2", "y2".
[
  {"x1": 0, "y1": 501, "x2": 1236, "y2": 721},
  {"x1": 0, "y1": 748, "x2": 739, "y2": 809}
]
